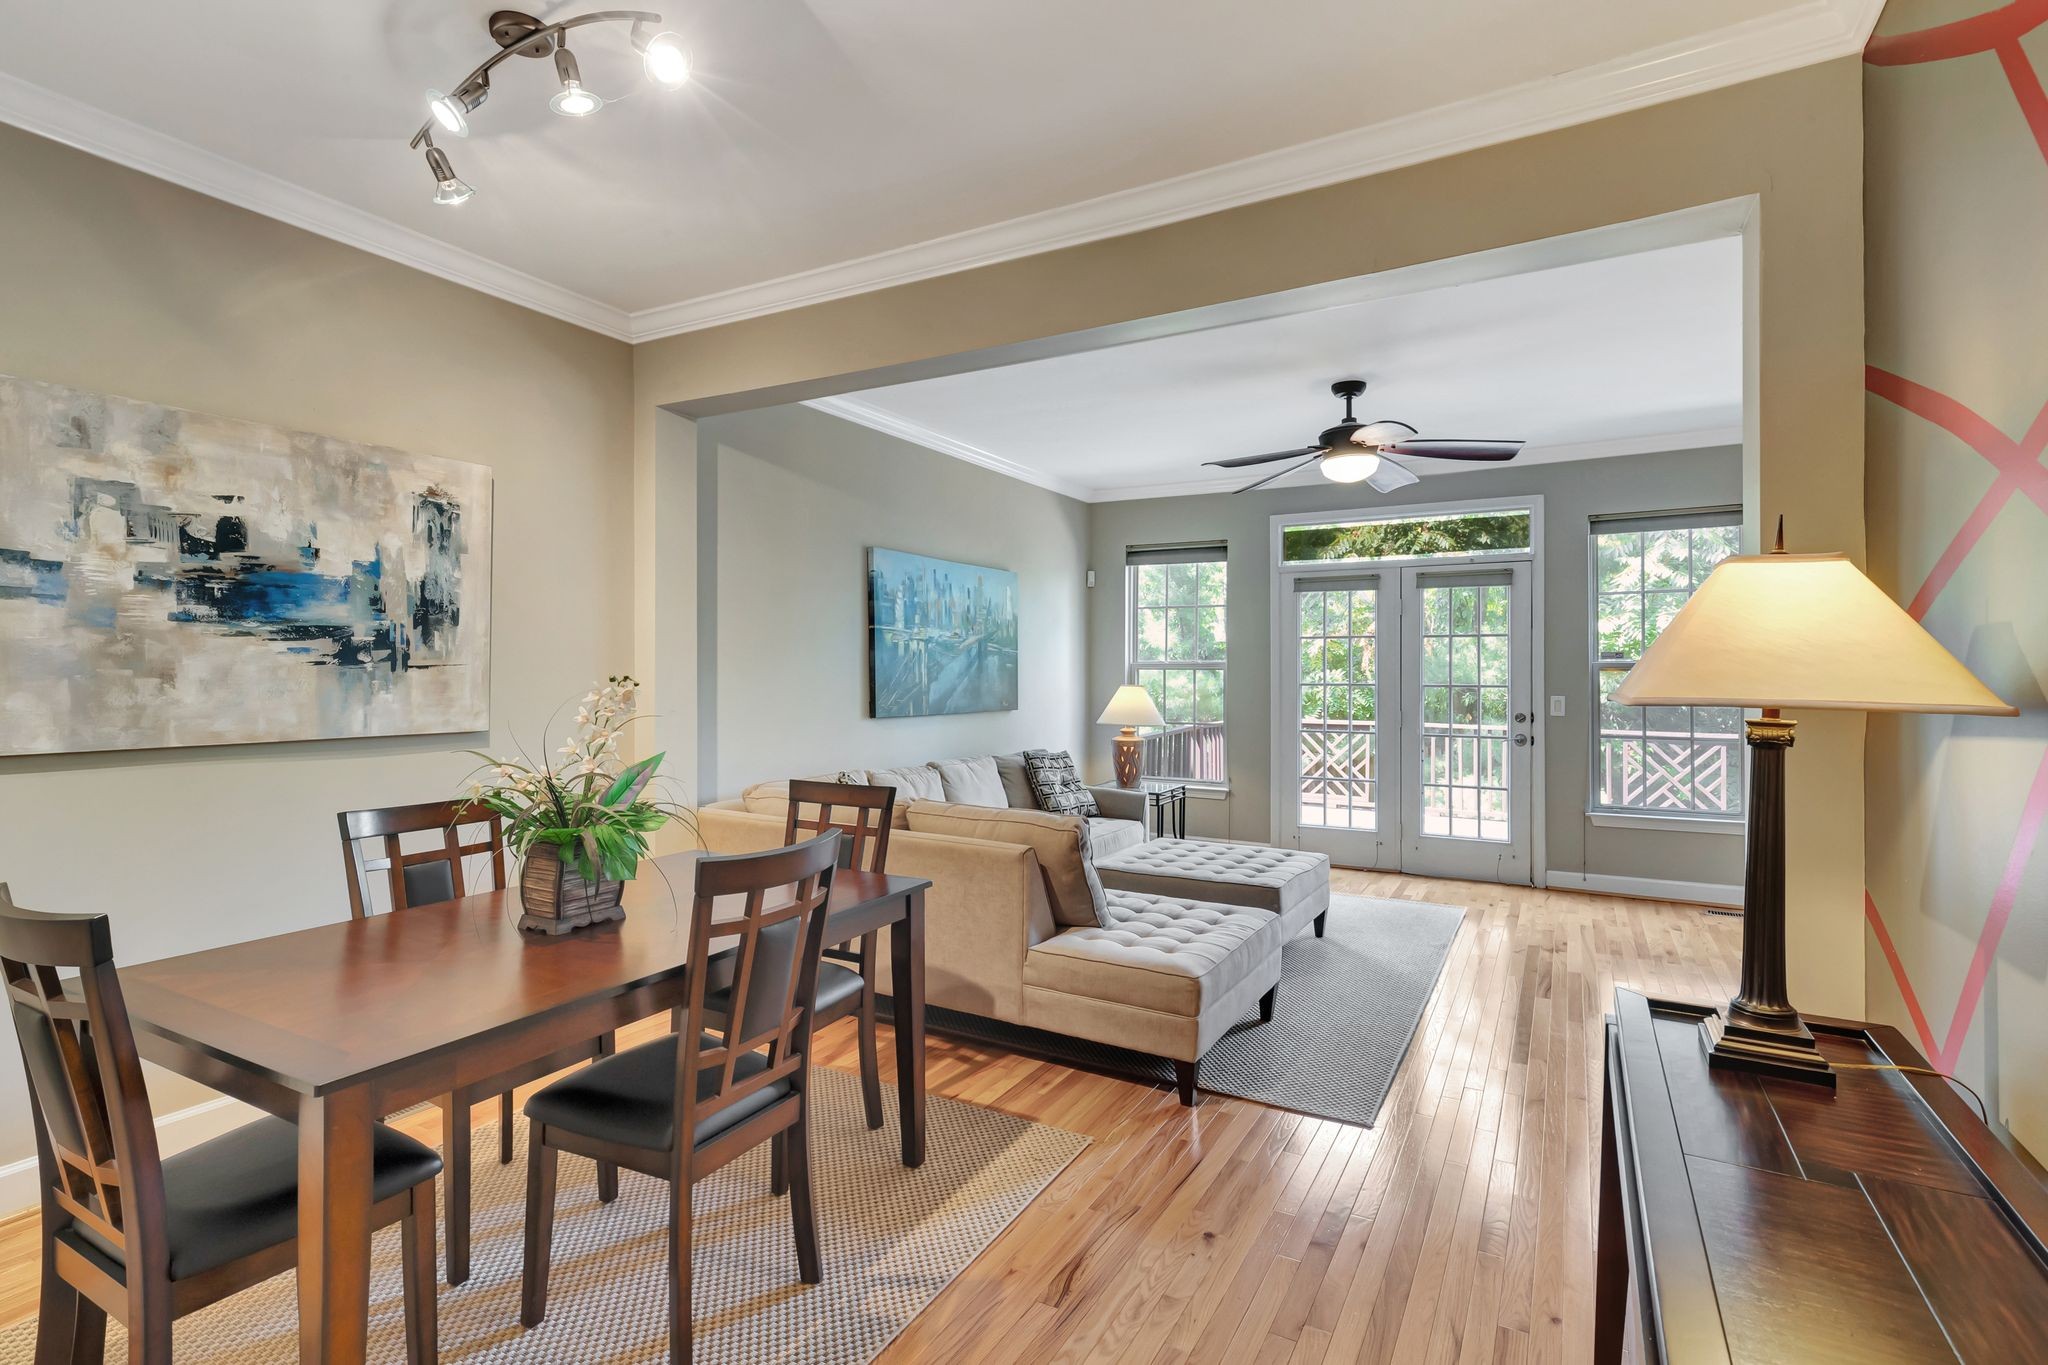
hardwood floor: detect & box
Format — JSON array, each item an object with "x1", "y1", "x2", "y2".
[{"x1": 0, "y1": 872, "x2": 1740, "y2": 1362}]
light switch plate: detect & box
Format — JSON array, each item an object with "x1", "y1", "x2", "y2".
[{"x1": 1549, "y1": 694, "x2": 1566, "y2": 717}]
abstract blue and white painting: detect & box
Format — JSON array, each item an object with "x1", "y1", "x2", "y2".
[
  {"x1": 0, "y1": 374, "x2": 492, "y2": 756},
  {"x1": 867, "y1": 548, "x2": 1018, "y2": 718}
]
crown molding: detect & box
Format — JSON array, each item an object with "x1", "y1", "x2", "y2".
[
  {"x1": 0, "y1": 70, "x2": 635, "y2": 341},
  {"x1": 803, "y1": 396, "x2": 1094, "y2": 502},
  {"x1": 627, "y1": 0, "x2": 1881, "y2": 340},
  {"x1": 0, "y1": 1, "x2": 1878, "y2": 344}
]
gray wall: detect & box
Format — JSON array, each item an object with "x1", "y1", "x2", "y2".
[
  {"x1": 1085, "y1": 446, "x2": 1746, "y2": 886},
  {"x1": 0, "y1": 124, "x2": 635, "y2": 1170},
  {"x1": 695, "y1": 404, "x2": 1091, "y2": 797}
]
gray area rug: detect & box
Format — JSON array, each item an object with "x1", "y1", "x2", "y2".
[
  {"x1": 913, "y1": 893, "x2": 1465, "y2": 1127},
  {"x1": 0, "y1": 1068, "x2": 1087, "y2": 1364}
]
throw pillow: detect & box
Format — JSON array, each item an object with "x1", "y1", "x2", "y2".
[
  {"x1": 866, "y1": 763, "x2": 945, "y2": 804},
  {"x1": 904, "y1": 799, "x2": 1109, "y2": 928},
  {"x1": 1024, "y1": 748, "x2": 1099, "y2": 818},
  {"x1": 992, "y1": 752, "x2": 1039, "y2": 808},
  {"x1": 932, "y1": 754, "x2": 1008, "y2": 807}
]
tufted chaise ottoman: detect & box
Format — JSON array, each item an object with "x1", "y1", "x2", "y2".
[
  {"x1": 1022, "y1": 890, "x2": 1282, "y2": 1104},
  {"x1": 1094, "y1": 839, "x2": 1332, "y2": 941}
]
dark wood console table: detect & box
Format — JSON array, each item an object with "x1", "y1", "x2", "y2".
[{"x1": 1598, "y1": 988, "x2": 2048, "y2": 1363}]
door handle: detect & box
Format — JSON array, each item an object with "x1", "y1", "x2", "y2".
[{"x1": 1512, "y1": 732, "x2": 1532, "y2": 748}]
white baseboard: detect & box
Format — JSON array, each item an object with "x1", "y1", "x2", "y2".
[
  {"x1": 1544, "y1": 870, "x2": 1742, "y2": 908},
  {"x1": 1, "y1": 1095, "x2": 263, "y2": 1218}
]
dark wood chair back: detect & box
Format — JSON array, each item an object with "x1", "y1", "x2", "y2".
[
  {"x1": 0, "y1": 884, "x2": 169, "y2": 1282},
  {"x1": 337, "y1": 799, "x2": 506, "y2": 918},
  {"x1": 675, "y1": 834, "x2": 839, "y2": 1143},
  {"x1": 784, "y1": 780, "x2": 894, "y2": 874}
]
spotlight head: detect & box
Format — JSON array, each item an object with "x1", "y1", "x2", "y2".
[
  {"x1": 635, "y1": 29, "x2": 692, "y2": 88},
  {"x1": 425, "y1": 145, "x2": 474, "y2": 206},
  {"x1": 549, "y1": 45, "x2": 603, "y2": 116},
  {"x1": 426, "y1": 89, "x2": 469, "y2": 137}
]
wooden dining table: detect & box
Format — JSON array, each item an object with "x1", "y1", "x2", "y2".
[{"x1": 115, "y1": 849, "x2": 931, "y2": 1365}]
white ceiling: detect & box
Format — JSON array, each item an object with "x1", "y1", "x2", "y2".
[
  {"x1": 0, "y1": 2, "x2": 1877, "y2": 339},
  {"x1": 818, "y1": 237, "x2": 1744, "y2": 501}
]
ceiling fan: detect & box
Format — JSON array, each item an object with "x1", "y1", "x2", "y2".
[{"x1": 1205, "y1": 380, "x2": 1524, "y2": 494}]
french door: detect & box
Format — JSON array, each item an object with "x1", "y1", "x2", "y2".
[{"x1": 1281, "y1": 561, "x2": 1534, "y2": 883}]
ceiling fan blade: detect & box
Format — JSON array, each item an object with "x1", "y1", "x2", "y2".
[
  {"x1": 1366, "y1": 459, "x2": 1421, "y2": 493},
  {"x1": 1381, "y1": 440, "x2": 1523, "y2": 461},
  {"x1": 1233, "y1": 452, "x2": 1323, "y2": 495},
  {"x1": 1204, "y1": 445, "x2": 1321, "y2": 469},
  {"x1": 1353, "y1": 419, "x2": 1418, "y2": 446}
]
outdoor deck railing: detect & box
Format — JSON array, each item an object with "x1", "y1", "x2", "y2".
[{"x1": 1139, "y1": 721, "x2": 1227, "y2": 784}]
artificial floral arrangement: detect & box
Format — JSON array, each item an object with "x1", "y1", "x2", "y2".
[{"x1": 465, "y1": 675, "x2": 693, "y2": 934}]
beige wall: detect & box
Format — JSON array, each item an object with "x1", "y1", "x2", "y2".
[
  {"x1": 1863, "y1": 5, "x2": 2048, "y2": 1154},
  {"x1": 637, "y1": 57, "x2": 1869, "y2": 1016},
  {"x1": 693, "y1": 404, "x2": 1090, "y2": 797},
  {"x1": 0, "y1": 123, "x2": 636, "y2": 1167},
  {"x1": 1087, "y1": 448, "x2": 1747, "y2": 892}
]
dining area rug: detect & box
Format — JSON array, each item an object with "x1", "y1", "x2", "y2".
[{"x1": 0, "y1": 1068, "x2": 1087, "y2": 1364}]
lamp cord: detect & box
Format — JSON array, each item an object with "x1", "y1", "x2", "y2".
[{"x1": 1830, "y1": 1062, "x2": 1990, "y2": 1125}]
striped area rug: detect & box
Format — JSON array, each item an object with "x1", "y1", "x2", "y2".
[{"x1": 1, "y1": 1067, "x2": 1086, "y2": 1364}]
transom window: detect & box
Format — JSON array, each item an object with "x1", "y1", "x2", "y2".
[
  {"x1": 1282, "y1": 509, "x2": 1531, "y2": 564},
  {"x1": 1592, "y1": 511, "x2": 1744, "y2": 818},
  {"x1": 1127, "y1": 546, "x2": 1227, "y2": 785}
]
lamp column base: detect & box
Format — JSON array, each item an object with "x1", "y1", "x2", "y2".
[
  {"x1": 1112, "y1": 730, "x2": 1141, "y2": 788},
  {"x1": 1701, "y1": 1008, "x2": 1836, "y2": 1087},
  {"x1": 1702, "y1": 712, "x2": 1835, "y2": 1087}
]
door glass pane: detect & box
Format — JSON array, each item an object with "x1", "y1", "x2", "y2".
[
  {"x1": 1418, "y1": 581, "x2": 1511, "y2": 843},
  {"x1": 1297, "y1": 586, "x2": 1378, "y2": 832}
]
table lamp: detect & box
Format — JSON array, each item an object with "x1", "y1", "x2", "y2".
[
  {"x1": 1098, "y1": 684, "x2": 1165, "y2": 788},
  {"x1": 1614, "y1": 521, "x2": 2015, "y2": 1086}
]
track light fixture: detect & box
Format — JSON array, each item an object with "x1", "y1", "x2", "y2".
[
  {"x1": 422, "y1": 141, "x2": 474, "y2": 206},
  {"x1": 407, "y1": 9, "x2": 696, "y2": 205},
  {"x1": 549, "y1": 44, "x2": 603, "y2": 116},
  {"x1": 631, "y1": 21, "x2": 692, "y2": 89}
]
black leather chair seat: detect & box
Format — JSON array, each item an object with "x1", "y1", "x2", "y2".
[
  {"x1": 524, "y1": 1034, "x2": 792, "y2": 1153},
  {"x1": 705, "y1": 959, "x2": 863, "y2": 1022},
  {"x1": 70, "y1": 1117, "x2": 441, "y2": 1282}
]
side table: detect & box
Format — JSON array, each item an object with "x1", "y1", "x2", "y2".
[{"x1": 1091, "y1": 779, "x2": 1187, "y2": 839}]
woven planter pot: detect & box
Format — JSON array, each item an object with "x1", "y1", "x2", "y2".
[{"x1": 517, "y1": 842, "x2": 627, "y2": 936}]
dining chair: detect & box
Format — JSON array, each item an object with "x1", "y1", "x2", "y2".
[
  {"x1": 682, "y1": 780, "x2": 893, "y2": 1143},
  {"x1": 337, "y1": 799, "x2": 620, "y2": 1286},
  {"x1": 1, "y1": 884, "x2": 442, "y2": 1364},
  {"x1": 519, "y1": 833, "x2": 841, "y2": 1364}
]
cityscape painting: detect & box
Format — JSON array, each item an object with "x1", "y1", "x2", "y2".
[
  {"x1": 867, "y1": 548, "x2": 1018, "y2": 718},
  {"x1": 0, "y1": 374, "x2": 493, "y2": 756}
]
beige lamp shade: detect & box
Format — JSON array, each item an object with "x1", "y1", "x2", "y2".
[
  {"x1": 1098, "y1": 684, "x2": 1166, "y2": 727},
  {"x1": 1613, "y1": 552, "x2": 2016, "y2": 714}
]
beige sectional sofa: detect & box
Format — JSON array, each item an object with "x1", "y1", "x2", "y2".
[{"x1": 696, "y1": 752, "x2": 1284, "y2": 1102}]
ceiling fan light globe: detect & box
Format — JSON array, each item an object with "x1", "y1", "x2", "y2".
[
  {"x1": 642, "y1": 33, "x2": 692, "y2": 88},
  {"x1": 1321, "y1": 452, "x2": 1382, "y2": 484}
]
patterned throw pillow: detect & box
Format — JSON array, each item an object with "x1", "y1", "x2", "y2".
[{"x1": 1023, "y1": 748, "x2": 1099, "y2": 818}]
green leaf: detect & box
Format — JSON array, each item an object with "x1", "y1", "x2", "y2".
[{"x1": 601, "y1": 752, "x2": 663, "y2": 807}]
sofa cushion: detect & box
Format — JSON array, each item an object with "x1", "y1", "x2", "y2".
[
  {"x1": 1024, "y1": 890, "x2": 1281, "y2": 1016},
  {"x1": 1024, "y1": 749, "x2": 1099, "y2": 817},
  {"x1": 738, "y1": 772, "x2": 907, "y2": 826},
  {"x1": 992, "y1": 752, "x2": 1039, "y2": 809},
  {"x1": 905, "y1": 800, "x2": 1108, "y2": 929},
  {"x1": 1088, "y1": 817, "x2": 1146, "y2": 859},
  {"x1": 932, "y1": 755, "x2": 1007, "y2": 807},
  {"x1": 867, "y1": 763, "x2": 945, "y2": 804}
]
